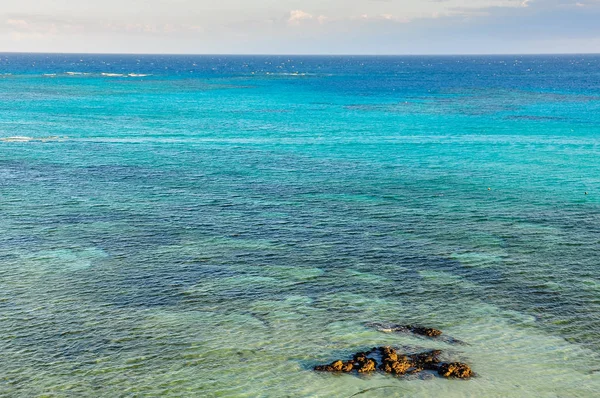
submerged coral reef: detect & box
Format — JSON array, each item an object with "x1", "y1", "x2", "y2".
[{"x1": 314, "y1": 326, "x2": 473, "y2": 380}]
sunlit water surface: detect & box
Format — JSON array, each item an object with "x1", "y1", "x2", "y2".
[{"x1": 1, "y1": 54, "x2": 599, "y2": 397}]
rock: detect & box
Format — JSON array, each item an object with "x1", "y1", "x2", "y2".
[
  {"x1": 357, "y1": 358, "x2": 377, "y2": 373},
  {"x1": 409, "y1": 350, "x2": 442, "y2": 370},
  {"x1": 353, "y1": 349, "x2": 382, "y2": 371},
  {"x1": 314, "y1": 360, "x2": 354, "y2": 372},
  {"x1": 313, "y1": 346, "x2": 474, "y2": 380},
  {"x1": 380, "y1": 359, "x2": 412, "y2": 375},
  {"x1": 408, "y1": 326, "x2": 443, "y2": 337},
  {"x1": 352, "y1": 351, "x2": 370, "y2": 365},
  {"x1": 379, "y1": 346, "x2": 398, "y2": 362},
  {"x1": 368, "y1": 323, "x2": 443, "y2": 338},
  {"x1": 341, "y1": 361, "x2": 355, "y2": 372},
  {"x1": 353, "y1": 351, "x2": 370, "y2": 361},
  {"x1": 438, "y1": 362, "x2": 473, "y2": 379}
]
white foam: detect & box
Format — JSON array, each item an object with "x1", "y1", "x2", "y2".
[
  {"x1": 101, "y1": 73, "x2": 125, "y2": 77},
  {"x1": 1, "y1": 136, "x2": 66, "y2": 143},
  {"x1": 128, "y1": 73, "x2": 150, "y2": 77},
  {"x1": 1, "y1": 136, "x2": 34, "y2": 142}
]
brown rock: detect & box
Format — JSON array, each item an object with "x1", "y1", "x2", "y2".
[
  {"x1": 379, "y1": 360, "x2": 393, "y2": 373},
  {"x1": 353, "y1": 351, "x2": 370, "y2": 363},
  {"x1": 409, "y1": 350, "x2": 442, "y2": 370},
  {"x1": 379, "y1": 346, "x2": 398, "y2": 362},
  {"x1": 343, "y1": 361, "x2": 355, "y2": 372},
  {"x1": 341, "y1": 361, "x2": 355, "y2": 372},
  {"x1": 408, "y1": 326, "x2": 443, "y2": 337},
  {"x1": 352, "y1": 351, "x2": 375, "y2": 369},
  {"x1": 314, "y1": 360, "x2": 354, "y2": 372},
  {"x1": 357, "y1": 358, "x2": 377, "y2": 373},
  {"x1": 438, "y1": 362, "x2": 473, "y2": 379},
  {"x1": 380, "y1": 359, "x2": 412, "y2": 375}
]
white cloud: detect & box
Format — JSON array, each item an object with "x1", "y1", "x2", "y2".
[
  {"x1": 2, "y1": 15, "x2": 209, "y2": 38},
  {"x1": 317, "y1": 15, "x2": 329, "y2": 24},
  {"x1": 6, "y1": 19, "x2": 30, "y2": 29},
  {"x1": 287, "y1": 10, "x2": 410, "y2": 26},
  {"x1": 288, "y1": 10, "x2": 314, "y2": 25},
  {"x1": 374, "y1": 14, "x2": 411, "y2": 23}
]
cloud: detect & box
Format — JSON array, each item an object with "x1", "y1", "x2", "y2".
[
  {"x1": 2, "y1": 16, "x2": 84, "y2": 38},
  {"x1": 2, "y1": 15, "x2": 207, "y2": 38},
  {"x1": 287, "y1": 10, "x2": 410, "y2": 26},
  {"x1": 288, "y1": 10, "x2": 315, "y2": 25},
  {"x1": 355, "y1": 14, "x2": 411, "y2": 23},
  {"x1": 3, "y1": 1, "x2": 600, "y2": 54},
  {"x1": 6, "y1": 19, "x2": 30, "y2": 29}
]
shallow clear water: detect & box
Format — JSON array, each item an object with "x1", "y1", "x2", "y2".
[{"x1": 1, "y1": 54, "x2": 599, "y2": 397}]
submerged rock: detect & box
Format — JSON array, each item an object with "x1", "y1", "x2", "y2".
[
  {"x1": 378, "y1": 346, "x2": 408, "y2": 375},
  {"x1": 379, "y1": 346, "x2": 399, "y2": 362},
  {"x1": 314, "y1": 360, "x2": 354, "y2": 372},
  {"x1": 438, "y1": 362, "x2": 473, "y2": 379},
  {"x1": 409, "y1": 350, "x2": 442, "y2": 371},
  {"x1": 408, "y1": 326, "x2": 443, "y2": 338},
  {"x1": 341, "y1": 361, "x2": 355, "y2": 372},
  {"x1": 368, "y1": 322, "x2": 466, "y2": 345},
  {"x1": 352, "y1": 351, "x2": 372, "y2": 364},
  {"x1": 356, "y1": 358, "x2": 377, "y2": 373},
  {"x1": 314, "y1": 343, "x2": 473, "y2": 380},
  {"x1": 380, "y1": 359, "x2": 412, "y2": 375},
  {"x1": 367, "y1": 323, "x2": 442, "y2": 338}
]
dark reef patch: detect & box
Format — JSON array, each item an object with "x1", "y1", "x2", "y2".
[
  {"x1": 314, "y1": 344, "x2": 473, "y2": 379},
  {"x1": 367, "y1": 322, "x2": 467, "y2": 345}
]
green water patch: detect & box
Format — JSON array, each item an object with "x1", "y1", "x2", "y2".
[{"x1": 13, "y1": 247, "x2": 108, "y2": 274}]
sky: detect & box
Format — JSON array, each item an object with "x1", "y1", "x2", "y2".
[{"x1": 1, "y1": 0, "x2": 599, "y2": 54}]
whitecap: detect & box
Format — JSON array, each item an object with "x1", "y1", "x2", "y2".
[
  {"x1": 1, "y1": 136, "x2": 66, "y2": 142},
  {"x1": 101, "y1": 73, "x2": 125, "y2": 77},
  {"x1": 1, "y1": 136, "x2": 34, "y2": 142},
  {"x1": 128, "y1": 73, "x2": 150, "y2": 77}
]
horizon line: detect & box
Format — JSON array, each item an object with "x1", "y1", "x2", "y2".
[{"x1": 1, "y1": 51, "x2": 600, "y2": 57}]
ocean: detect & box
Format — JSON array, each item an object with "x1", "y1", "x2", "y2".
[{"x1": 0, "y1": 54, "x2": 599, "y2": 397}]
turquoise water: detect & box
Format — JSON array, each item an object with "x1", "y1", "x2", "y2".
[{"x1": 1, "y1": 54, "x2": 600, "y2": 397}]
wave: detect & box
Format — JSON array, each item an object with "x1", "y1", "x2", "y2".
[
  {"x1": 1, "y1": 136, "x2": 34, "y2": 142},
  {"x1": 277, "y1": 72, "x2": 309, "y2": 76},
  {"x1": 262, "y1": 72, "x2": 326, "y2": 77},
  {"x1": 1, "y1": 136, "x2": 66, "y2": 142},
  {"x1": 56, "y1": 72, "x2": 150, "y2": 78}
]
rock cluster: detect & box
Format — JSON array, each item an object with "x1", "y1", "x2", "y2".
[
  {"x1": 367, "y1": 323, "x2": 443, "y2": 338},
  {"x1": 438, "y1": 362, "x2": 474, "y2": 379},
  {"x1": 409, "y1": 326, "x2": 443, "y2": 338},
  {"x1": 314, "y1": 360, "x2": 354, "y2": 372},
  {"x1": 314, "y1": 346, "x2": 473, "y2": 379},
  {"x1": 367, "y1": 322, "x2": 467, "y2": 346}
]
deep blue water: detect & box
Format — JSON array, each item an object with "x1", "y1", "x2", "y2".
[{"x1": 1, "y1": 54, "x2": 599, "y2": 397}]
